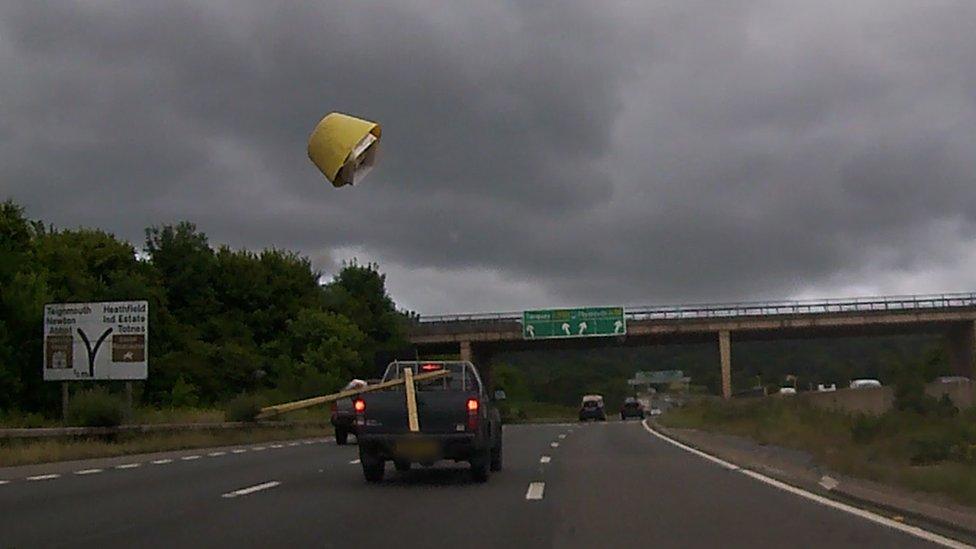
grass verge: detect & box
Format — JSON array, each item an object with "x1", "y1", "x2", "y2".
[
  {"x1": 661, "y1": 398, "x2": 976, "y2": 507},
  {"x1": 0, "y1": 424, "x2": 330, "y2": 467}
]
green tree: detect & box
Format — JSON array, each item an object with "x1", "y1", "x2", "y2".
[
  {"x1": 0, "y1": 201, "x2": 48, "y2": 411},
  {"x1": 322, "y1": 261, "x2": 407, "y2": 376}
]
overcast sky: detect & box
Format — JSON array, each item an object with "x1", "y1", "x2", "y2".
[{"x1": 3, "y1": 1, "x2": 976, "y2": 314}]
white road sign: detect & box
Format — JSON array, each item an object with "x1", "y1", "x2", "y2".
[{"x1": 43, "y1": 301, "x2": 148, "y2": 381}]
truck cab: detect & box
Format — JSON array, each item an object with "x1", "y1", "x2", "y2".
[{"x1": 355, "y1": 361, "x2": 503, "y2": 483}]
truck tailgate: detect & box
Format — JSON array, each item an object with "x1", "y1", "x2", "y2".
[{"x1": 362, "y1": 391, "x2": 475, "y2": 434}]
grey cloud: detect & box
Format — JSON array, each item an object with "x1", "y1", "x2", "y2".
[{"x1": 3, "y1": 1, "x2": 976, "y2": 313}]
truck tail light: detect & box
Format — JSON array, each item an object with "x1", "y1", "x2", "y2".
[
  {"x1": 354, "y1": 398, "x2": 366, "y2": 427},
  {"x1": 466, "y1": 398, "x2": 479, "y2": 431}
]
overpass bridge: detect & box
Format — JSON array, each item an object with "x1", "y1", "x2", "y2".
[{"x1": 407, "y1": 292, "x2": 976, "y2": 398}]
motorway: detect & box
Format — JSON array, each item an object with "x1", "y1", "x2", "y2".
[{"x1": 0, "y1": 421, "x2": 964, "y2": 548}]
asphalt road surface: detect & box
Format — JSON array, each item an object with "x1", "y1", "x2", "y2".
[{"x1": 0, "y1": 421, "x2": 965, "y2": 548}]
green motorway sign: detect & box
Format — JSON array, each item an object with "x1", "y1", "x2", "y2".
[{"x1": 522, "y1": 307, "x2": 626, "y2": 340}]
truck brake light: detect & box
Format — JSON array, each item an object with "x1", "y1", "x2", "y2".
[
  {"x1": 466, "y1": 398, "x2": 479, "y2": 431},
  {"x1": 354, "y1": 399, "x2": 365, "y2": 413}
]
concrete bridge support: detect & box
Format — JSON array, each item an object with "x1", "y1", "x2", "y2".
[
  {"x1": 719, "y1": 330, "x2": 732, "y2": 399},
  {"x1": 459, "y1": 340, "x2": 493, "y2": 388},
  {"x1": 945, "y1": 321, "x2": 976, "y2": 379}
]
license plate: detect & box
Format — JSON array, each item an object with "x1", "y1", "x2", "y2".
[{"x1": 395, "y1": 438, "x2": 439, "y2": 459}]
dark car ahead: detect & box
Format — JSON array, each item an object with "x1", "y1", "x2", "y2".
[
  {"x1": 578, "y1": 394, "x2": 606, "y2": 421},
  {"x1": 331, "y1": 379, "x2": 368, "y2": 445},
  {"x1": 620, "y1": 397, "x2": 645, "y2": 420},
  {"x1": 356, "y1": 361, "x2": 504, "y2": 483}
]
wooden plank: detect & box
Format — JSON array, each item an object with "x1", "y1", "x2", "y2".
[
  {"x1": 404, "y1": 367, "x2": 419, "y2": 432},
  {"x1": 256, "y1": 369, "x2": 449, "y2": 419}
]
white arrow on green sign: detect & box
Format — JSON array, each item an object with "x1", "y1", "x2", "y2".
[{"x1": 522, "y1": 307, "x2": 626, "y2": 340}]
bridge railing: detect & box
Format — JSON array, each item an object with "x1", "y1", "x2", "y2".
[{"x1": 415, "y1": 292, "x2": 976, "y2": 324}]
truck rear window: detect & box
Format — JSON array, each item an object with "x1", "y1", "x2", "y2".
[{"x1": 385, "y1": 362, "x2": 481, "y2": 392}]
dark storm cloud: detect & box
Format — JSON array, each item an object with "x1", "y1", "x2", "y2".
[{"x1": 3, "y1": 1, "x2": 976, "y2": 313}]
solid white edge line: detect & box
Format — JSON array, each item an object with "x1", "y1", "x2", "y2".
[
  {"x1": 525, "y1": 482, "x2": 545, "y2": 500},
  {"x1": 640, "y1": 420, "x2": 970, "y2": 549},
  {"x1": 222, "y1": 481, "x2": 281, "y2": 499},
  {"x1": 75, "y1": 469, "x2": 103, "y2": 475},
  {"x1": 540, "y1": 456, "x2": 551, "y2": 464},
  {"x1": 26, "y1": 474, "x2": 60, "y2": 481}
]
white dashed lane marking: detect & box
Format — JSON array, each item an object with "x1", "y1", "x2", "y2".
[
  {"x1": 287, "y1": 442, "x2": 299, "y2": 447},
  {"x1": 231, "y1": 449, "x2": 247, "y2": 454},
  {"x1": 550, "y1": 442, "x2": 559, "y2": 448},
  {"x1": 151, "y1": 459, "x2": 173, "y2": 465},
  {"x1": 74, "y1": 469, "x2": 103, "y2": 475},
  {"x1": 349, "y1": 459, "x2": 360, "y2": 464},
  {"x1": 181, "y1": 455, "x2": 201, "y2": 461},
  {"x1": 222, "y1": 481, "x2": 281, "y2": 499},
  {"x1": 558, "y1": 434, "x2": 566, "y2": 439},
  {"x1": 252, "y1": 446, "x2": 267, "y2": 452},
  {"x1": 208, "y1": 451, "x2": 226, "y2": 457},
  {"x1": 539, "y1": 456, "x2": 551, "y2": 464},
  {"x1": 525, "y1": 482, "x2": 545, "y2": 500},
  {"x1": 115, "y1": 463, "x2": 141, "y2": 470},
  {"x1": 0, "y1": 480, "x2": 10, "y2": 485},
  {"x1": 270, "y1": 444, "x2": 283, "y2": 449},
  {"x1": 26, "y1": 474, "x2": 60, "y2": 481}
]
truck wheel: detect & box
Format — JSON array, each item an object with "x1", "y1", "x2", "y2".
[
  {"x1": 336, "y1": 429, "x2": 348, "y2": 445},
  {"x1": 361, "y1": 452, "x2": 385, "y2": 483},
  {"x1": 394, "y1": 460, "x2": 411, "y2": 472},
  {"x1": 490, "y1": 441, "x2": 503, "y2": 472},
  {"x1": 470, "y1": 449, "x2": 490, "y2": 483}
]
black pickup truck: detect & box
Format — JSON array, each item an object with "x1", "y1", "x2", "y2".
[{"x1": 355, "y1": 361, "x2": 504, "y2": 482}]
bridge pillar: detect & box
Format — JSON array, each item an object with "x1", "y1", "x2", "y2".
[
  {"x1": 719, "y1": 330, "x2": 732, "y2": 399},
  {"x1": 945, "y1": 321, "x2": 976, "y2": 378},
  {"x1": 459, "y1": 340, "x2": 493, "y2": 388}
]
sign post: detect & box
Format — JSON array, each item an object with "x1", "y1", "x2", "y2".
[
  {"x1": 522, "y1": 307, "x2": 626, "y2": 340},
  {"x1": 44, "y1": 301, "x2": 149, "y2": 420},
  {"x1": 43, "y1": 301, "x2": 149, "y2": 381},
  {"x1": 61, "y1": 382, "x2": 69, "y2": 422}
]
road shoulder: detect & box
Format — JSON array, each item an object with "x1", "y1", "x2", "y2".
[{"x1": 650, "y1": 419, "x2": 976, "y2": 543}]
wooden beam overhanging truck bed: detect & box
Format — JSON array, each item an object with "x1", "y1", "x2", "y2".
[{"x1": 256, "y1": 369, "x2": 450, "y2": 420}]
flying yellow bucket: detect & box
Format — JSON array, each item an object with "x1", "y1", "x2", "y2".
[{"x1": 307, "y1": 112, "x2": 382, "y2": 187}]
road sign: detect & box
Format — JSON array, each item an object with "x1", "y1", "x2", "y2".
[
  {"x1": 522, "y1": 307, "x2": 626, "y2": 340},
  {"x1": 629, "y1": 370, "x2": 686, "y2": 385},
  {"x1": 43, "y1": 301, "x2": 149, "y2": 381}
]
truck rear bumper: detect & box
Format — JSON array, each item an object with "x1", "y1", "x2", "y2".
[{"x1": 359, "y1": 433, "x2": 481, "y2": 462}]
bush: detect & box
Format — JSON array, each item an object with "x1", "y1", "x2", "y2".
[
  {"x1": 225, "y1": 394, "x2": 265, "y2": 423},
  {"x1": 909, "y1": 433, "x2": 953, "y2": 465},
  {"x1": 67, "y1": 388, "x2": 125, "y2": 427},
  {"x1": 170, "y1": 376, "x2": 200, "y2": 408}
]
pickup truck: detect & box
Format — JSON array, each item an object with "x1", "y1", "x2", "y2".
[{"x1": 355, "y1": 361, "x2": 504, "y2": 483}]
